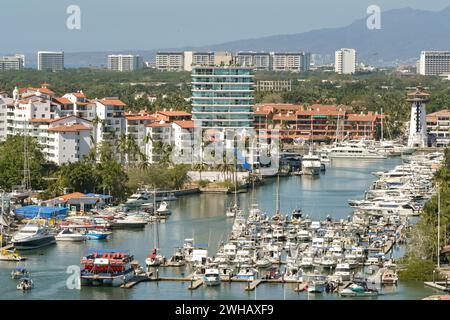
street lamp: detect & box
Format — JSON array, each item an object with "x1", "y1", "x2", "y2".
[{"x1": 433, "y1": 270, "x2": 436, "y2": 283}]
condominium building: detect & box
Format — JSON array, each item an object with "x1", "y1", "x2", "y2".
[
  {"x1": 37, "y1": 51, "x2": 64, "y2": 71},
  {"x1": 254, "y1": 103, "x2": 382, "y2": 142},
  {"x1": 0, "y1": 54, "x2": 25, "y2": 71},
  {"x1": 335, "y1": 48, "x2": 356, "y2": 74},
  {"x1": 107, "y1": 54, "x2": 143, "y2": 72},
  {"x1": 192, "y1": 52, "x2": 215, "y2": 67},
  {"x1": 155, "y1": 52, "x2": 184, "y2": 71},
  {"x1": 426, "y1": 109, "x2": 450, "y2": 148},
  {"x1": 94, "y1": 98, "x2": 126, "y2": 145},
  {"x1": 191, "y1": 66, "x2": 254, "y2": 129},
  {"x1": 235, "y1": 52, "x2": 271, "y2": 70},
  {"x1": 418, "y1": 51, "x2": 450, "y2": 76},
  {"x1": 144, "y1": 121, "x2": 173, "y2": 163},
  {"x1": 271, "y1": 52, "x2": 311, "y2": 72}
]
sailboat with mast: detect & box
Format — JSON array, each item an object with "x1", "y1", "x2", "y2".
[
  {"x1": 145, "y1": 220, "x2": 165, "y2": 267},
  {"x1": 226, "y1": 148, "x2": 243, "y2": 218}
]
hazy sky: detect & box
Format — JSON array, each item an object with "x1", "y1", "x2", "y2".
[{"x1": 1, "y1": 0, "x2": 449, "y2": 53}]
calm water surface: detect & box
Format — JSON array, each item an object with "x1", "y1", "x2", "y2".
[{"x1": 0, "y1": 158, "x2": 440, "y2": 300}]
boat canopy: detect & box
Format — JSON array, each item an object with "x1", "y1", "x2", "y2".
[{"x1": 15, "y1": 205, "x2": 68, "y2": 219}]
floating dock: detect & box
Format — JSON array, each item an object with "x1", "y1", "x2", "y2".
[{"x1": 424, "y1": 281, "x2": 450, "y2": 292}]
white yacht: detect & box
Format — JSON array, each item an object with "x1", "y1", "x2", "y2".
[
  {"x1": 55, "y1": 228, "x2": 87, "y2": 242},
  {"x1": 302, "y1": 152, "x2": 322, "y2": 175},
  {"x1": 156, "y1": 201, "x2": 171, "y2": 216},
  {"x1": 334, "y1": 263, "x2": 351, "y2": 281},
  {"x1": 328, "y1": 142, "x2": 386, "y2": 159},
  {"x1": 12, "y1": 223, "x2": 56, "y2": 250},
  {"x1": 125, "y1": 190, "x2": 152, "y2": 206},
  {"x1": 204, "y1": 268, "x2": 221, "y2": 286}
]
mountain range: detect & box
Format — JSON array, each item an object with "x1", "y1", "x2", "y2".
[{"x1": 8, "y1": 6, "x2": 450, "y2": 68}]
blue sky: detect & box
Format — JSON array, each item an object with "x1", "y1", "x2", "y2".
[{"x1": 1, "y1": 0, "x2": 449, "y2": 53}]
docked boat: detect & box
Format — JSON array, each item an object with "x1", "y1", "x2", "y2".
[
  {"x1": 328, "y1": 142, "x2": 386, "y2": 159},
  {"x1": 156, "y1": 201, "x2": 171, "y2": 216},
  {"x1": 145, "y1": 248, "x2": 165, "y2": 267},
  {"x1": 80, "y1": 250, "x2": 135, "y2": 286},
  {"x1": 334, "y1": 263, "x2": 351, "y2": 281},
  {"x1": 11, "y1": 266, "x2": 29, "y2": 279},
  {"x1": 111, "y1": 216, "x2": 147, "y2": 229},
  {"x1": 0, "y1": 248, "x2": 26, "y2": 261},
  {"x1": 125, "y1": 190, "x2": 152, "y2": 207},
  {"x1": 16, "y1": 275, "x2": 34, "y2": 291},
  {"x1": 304, "y1": 273, "x2": 328, "y2": 293},
  {"x1": 204, "y1": 268, "x2": 221, "y2": 286},
  {"x1": 85, "y1": 230, "x2": 111, "y2": 240},
  {"x1": 235, "y1": 266, "x2": 258, "y2": 281},
  {"x1": 302, "y1": 152, "x2": 322, "y2": 175},
  {"x1": 165, "y1": 248, "x2": 186, "y2": 267},
  {"x1": 11, "y1": 223, "x2": 56, "y2": 250},
  {"x1": 55, "y1": 228, "x2": 87, "y2": 242},
  {"x1": 381, "y1": 269, "x2": 398, "y2": 285}
]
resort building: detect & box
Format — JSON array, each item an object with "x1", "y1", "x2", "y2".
[
  {"x1": 235, "y1": 52, "x2": 271, "y2": 71},
  {"x1": 254, "y1": 103, "x2": 382, "y2": 142},
  {"x1": 107, "y1": 54, "x2": 143, "y2": 72},
  {"x1": 426, "y1": 109, "x2": 450, "y2": 148},
  {"x1": 335, "y1": 48, "x2": 356, "y2": 74},
  {"x1": 93, "y1": 98, "x2": 127, "y2": 146},
  {"x1": 155, "y1": 52, "x2": 185, "y2": 71},
  {"x1": 0, "y1": 54, "x2": 24, "y2": 71},
  {"x1": 418, "y1": 51, "x2": 450, "y2": 76},
  {"x1": 144, "y1": 121, "x2": 173, "y2": 163},
  {"x1": 37, "y1": 51, "x2": 64, "y2": 71},
  {"x1": 271, "y1": 52, "x2": 311, "y2": 72}
]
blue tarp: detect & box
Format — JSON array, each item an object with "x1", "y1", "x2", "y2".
[{"x1": 15, "y1": 205, "x2": 68, "y2": 219}]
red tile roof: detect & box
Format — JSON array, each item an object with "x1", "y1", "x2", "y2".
[
  {"x1": 173, "y1": 120, "x2": 195, "y2": 129},
  {"x1": 53, "y1": 97, "x2": 73, "y2": 105},
  {"x1": 48, "y1": 124, "x2": 91, "y2": 132},
  {"x1": 95, "y1": 98, "x2": 126, "y2": 106},
  {"x1": 156, "y1": 110, "x2": 191, "y2": 117}
]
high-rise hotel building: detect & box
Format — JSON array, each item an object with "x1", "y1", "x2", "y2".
[
  {"x1": 418, "y1": 51, "x2": 450, "y2": 76},
  {"x1": 37, "y1": 51, "x2": 64, "y2": 71},
  {"x1": 191, "y1": 67, "x2": 254, "y2": 129},
  {"x1": 107, "y1": 54, "x2": 143, "y2": 72},
  {"x1": 335, "y1": 48, "x2": 356, "y2": 74}
]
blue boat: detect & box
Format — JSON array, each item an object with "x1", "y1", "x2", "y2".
[{"x1": 85, "y1": 230, "x2": 111, "y2": 240}]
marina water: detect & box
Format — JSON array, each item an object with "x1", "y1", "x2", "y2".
[{"x1": 0, "y1": 158, "x2": 439, "y2": 299}]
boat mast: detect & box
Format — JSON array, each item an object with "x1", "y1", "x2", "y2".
[
  {"x1": 380, "y1": 108, "x2": 384, "y2": 142},
  {"x1": 275, "y1": 174, "x2": 280, "y2": 215}
]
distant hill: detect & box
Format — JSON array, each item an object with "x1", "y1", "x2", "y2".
[{"x1": 8, "y1": 6, "x2": 450, "y2": 68}]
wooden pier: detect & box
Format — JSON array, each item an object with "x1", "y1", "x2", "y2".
[
  {"x1": 424, "y1": 281, "x2": 450, "y2": 292},
  {"x1": 188, "y1": 279, "x2": 203, "y2": 290},
  {"x1": 245, "y1": 279, "x2": 263, "y2": 291}
]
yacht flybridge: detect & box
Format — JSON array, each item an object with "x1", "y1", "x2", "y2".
[{"x1": 328, "y1": 141, "x2": 386, "y2": 159}]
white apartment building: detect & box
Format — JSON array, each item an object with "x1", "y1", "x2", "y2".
[
  {"x1": 235, "y1": 52, "x2": 271, "y2": 70},
  {"x1": 63, "y1": 91, "x2": 96, "y2": 120},
  {"x1": 30, "y1": 116, "x2": 93, "y2": 165},
  {"x1": 0, "y1": 54, "x2": 24, "y2": 71},
  {"x1": 94, "y1": 98, "x2": 126, "y2": 146},
  {"x1": 271, "y1": 52, "x2": 310, "y2": 72},
  {"x1": 144, "y1": 121, "x2": 173, "y2": 163},
  {"x1": 418, "y1": 51, "x2": 450, "y2": 76},
  {"x1": 125, "y1": 113, "x2": 157, "y2": 161},
  {"x1": 37, "y1": 51, "x2": 64, "y2": 71},
  {"x1": 155, "y1": 52, "x2": 184, "y2": 71},
  {"x1": 107, "y1": 54, "x2": 143, "y2": 72},
  {"x1": 427, "y1": 109, "x2": 450, "y2": 148},
  {"x1": 335, "y1": 48, "x2": 356, "y2": 74},
  {"x1": 0, "y1": 94, "x2": 12, "y2": 140},
  {"x1": 192, "y1": 52, "x2": 215, "y2": 67},
  {"x1": 256, "y1": 80, "x2": 292, "y2": 92},
  {"x1": 171, "y1": 120, "x2": 195, "y2": 163}
]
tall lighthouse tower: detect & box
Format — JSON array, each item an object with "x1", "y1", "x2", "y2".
[{"x1": 407, "y1": 87, "x2": 429, "y2": 148}]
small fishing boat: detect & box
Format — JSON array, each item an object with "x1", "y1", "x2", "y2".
[
  {"x1": 204, "y1": 268, "x2": 221, "y2": 286},
  {"x1": 0, "y1": 248, "x2": 26, "y2": 261},
  {"x1": 16, "y1": 275, "x2": 34, "y2": 291},
  {"x1": 165, "y1": 248, "x2": 186, "y2": 267},
  {"x1": 55, "y1": 228, "x2": 87, "y2": 242},
  {"x1": 235, "y1": 266, "x2": 258, "y2": 281},
  {"x1": 381, "y1": 269, "x2": 398, "y2": 285},
  {"x1": 11, "y1": 266, "x2": 29, "y2": 279},
  {"x1": 111, "y1": 216, "x2": 147, "y2": 229}
]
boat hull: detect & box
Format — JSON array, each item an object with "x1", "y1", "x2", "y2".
[{"x1": 12, "y1": 236, "x2": 56, "y2": 250}]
